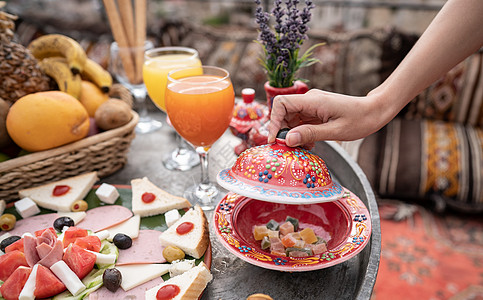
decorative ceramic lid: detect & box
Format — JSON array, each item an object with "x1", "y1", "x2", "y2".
[
  {"x1": 229, "y1": 88, "x2": 269, "y2": 135},
  {"x1": 217, "y1": 129, "x2": 345, "y2": 204}
]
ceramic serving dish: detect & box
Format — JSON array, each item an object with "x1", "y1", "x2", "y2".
[{"x1": 213, "y1": 191, "x2": 371, "y2": 272}]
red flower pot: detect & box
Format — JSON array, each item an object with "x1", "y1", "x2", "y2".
[{"x1": 264, "y1": 80, "x2": 309, "y2": 116}]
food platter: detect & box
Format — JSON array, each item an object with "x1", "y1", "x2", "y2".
[
  {"x1": 213, "y1": 189, "x2": 371, "y2": 272},
  {"x1": 1, "y1": 185, "x2": 211, "y2": 298}
]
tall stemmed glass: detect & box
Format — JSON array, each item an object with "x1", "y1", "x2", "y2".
[
  {"x1": 166, "y1": 66, "x2": 235, "y2": 210},
  {"x1": 143, "y1": 47, "x2": 202, "y2": 171},
  {"x1": 110, "y1": 41, "x2": 162, "y2": 134}
]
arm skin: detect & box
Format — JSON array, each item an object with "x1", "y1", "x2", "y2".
[{"x1": 268, "y1": 0, "x2": 483, "y2": 147}]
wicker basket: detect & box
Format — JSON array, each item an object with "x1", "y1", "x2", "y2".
[{"x1": 0, "y1": 84, "x2": 138, "y2": 203}]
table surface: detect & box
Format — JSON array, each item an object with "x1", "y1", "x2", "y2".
[{"x1": 104, "y1": 110, "x2": 381, "y2": 300}]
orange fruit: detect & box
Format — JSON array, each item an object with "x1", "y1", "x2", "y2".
[
  {"x1": 78, "y1": 81, "x2": 109, "y2": 117},
  {"x1": 6, "y1": 91, "x2": 90, "y2": 152}
]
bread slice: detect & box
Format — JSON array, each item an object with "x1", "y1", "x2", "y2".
[
  {"x1": 131, "y1": 177, "x2": 191, "y2": 217},
  {"x1": 145, "y1": 262, "x2": 212, "y2": 300},
  {"x1": 158, "y1": 205, "x2": 209, "y2": 259},
  {"x1": 18, "y1": 171, "x2": 98, "y2": 212}
]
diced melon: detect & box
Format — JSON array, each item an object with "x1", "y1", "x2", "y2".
[
  {"x1": 253, "y1": 225, "x2": 269, "y2": 241},
  {"x1": 279, "y1": 221, "x2": 294, "y2": 236},
  {"x1": 299, "y1": 228, "x2": 318, "y2": 244}
]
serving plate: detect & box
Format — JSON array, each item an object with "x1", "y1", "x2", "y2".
[{"x1": 213, "y1": 189, "x2": 371, "y2": 272}]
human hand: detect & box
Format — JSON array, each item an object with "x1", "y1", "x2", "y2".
[{"x1": 267, "y1": 89, "x2": 390, "y2": 147}]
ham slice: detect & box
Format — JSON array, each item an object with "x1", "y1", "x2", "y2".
[
  {"x1": 116, "y1": 230, "x2": 166, "y2": 265},
  {"x1": 23, "y1": 235, "x2": 40, "y2": 267},
  {"x1": 7, "y1": 213, "x2": 60, "y2": 236},
  {"x1": 76, "y1": 205, "x2": 133, "y2": 232},
  {"x1": 37, "y1": 240, "x2": 63, "y2": 268},
  {"x1": 88, "y1": 276, "x2": 164, "y2": 300}
]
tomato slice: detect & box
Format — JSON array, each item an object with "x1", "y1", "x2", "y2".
[
  {"x1": 35, "y1": 264, "x2": 66, "y2": 298},
  {"x1": 5, "y1": 238, "x2": 24, "y2": 254},
  {"x1": 35, "y1": 227, "x2": 57, "y2": 237},
  {"x1": 0, "y1": 266, "x2": 31, "y2": 300},
  {"x1": 0, "y1": 250, "x2": 29, "y2": 282},
  {"x1": 74, "y1": 235, "x2": 102, "y2": 252},
  {"x1": 62, "y1": 226, "x2": 89, "y2": 248},
  {"x1": 63, "y1": 244, "x2": 96, "y2": 279}
]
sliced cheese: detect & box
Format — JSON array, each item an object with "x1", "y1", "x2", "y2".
[
  {"x1": 18, "y1": 171, "x2": 98, "y2": 212},
  {"x1": 50, "y1": 260, "x2": 86, "y2": 296},
  {"x1": 93, "y1": 230, "x2": 110, "y2": 241},
  {"x1": 106, "y1": 215, "x2": 141, "y2": 241},
  {"x1": 19, "y1": 264, "x2": 39, "y2": 300},
  {"x1": 56, "y1": 211, "x2": 87, "y2": 225},
  {"x1": 115, "y1": 264, "x2": 170, "y2": 291}
]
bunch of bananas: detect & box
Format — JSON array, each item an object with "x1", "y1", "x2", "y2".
[{"x1": 28, "y1": 34, "x2": 112, "y2": 98}]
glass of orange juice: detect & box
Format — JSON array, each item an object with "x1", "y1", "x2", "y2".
[
  {"x1": 143, "y1": 47, "x2": 202, "y2": 171},
  {"x1": 166, "y1": 66, "x2": 235, "y2": 210}
]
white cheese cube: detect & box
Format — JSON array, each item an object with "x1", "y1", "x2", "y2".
[
  {"x1": 50, "y1": 260, "x2": 86, "y2": 296},
  {"x1": 164, "y1": 209, "x2": 181, "y2": 227},
  {"x1": 19, "y1": 264, "x2": 38, "y2": 300},
  {"x1": 0, "y1": 200, "x2": 5, "y2": 215},
  {"x1": 85, "y1": 249, "x2": 117, "y2": 265},
  {"x1": 94, "y1": 230, "x2": 110, "y2": 241},
  {"x1": 169, "y1": 259, "x2": 195, "y2": 277},
  {"x1": 14, "y1": 197, "x2": 41, "y2": 219},
  {"x1": 95, "y1": 183, "x2": 119, "y2": 204}
]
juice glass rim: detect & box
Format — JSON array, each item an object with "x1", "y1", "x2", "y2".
[
  {"x1": 144, "y1": 46, "x2": 199, "y2": 61},
  {"x1": 167, "y1": 65, "x2": 230, "y2": 85}
]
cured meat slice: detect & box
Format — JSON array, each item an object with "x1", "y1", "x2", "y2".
[
  {"x1": 3, "y1": 213, "x2": 60, "y2": 237},
  {"x1": 76, "y1": 205, "x2": 132, "y2": 232},
  {"x1": 37, "y1": 240, "x2": 63, "y2": 268},
  {"x1": 116, "y1": 230, "x2": 166, "y2": 265},
  {"x1": 23, "y1": 236, "x2": 40, "y2": 267},
  {"x1": 88, "y1": 276, "x2": 164, "y2": 300}
]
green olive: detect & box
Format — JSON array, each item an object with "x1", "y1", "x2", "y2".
[
  {"x1": 0, "y1": 214, "x2": 17, "y2": 231},
  {"x1": 71, "y1": 200, "x2": 88, "y2": 212},
  {"x1": 162, "y1": 245, "x2": 185, "y2": 263}
]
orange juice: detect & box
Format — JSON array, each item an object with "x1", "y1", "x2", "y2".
[
  {"x1": 166, "y1": 75, "x2": 235, "y2": 147},
  {"x1": 143, "y1": 54, "x2": 201, "y2": 111}
]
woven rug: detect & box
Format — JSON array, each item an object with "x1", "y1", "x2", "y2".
[{"x1": 371, "y1": 200, "x2": 483, "y2": 300}]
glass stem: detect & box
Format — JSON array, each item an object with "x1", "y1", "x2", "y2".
[
  {"x1": 131, "y1": 87, "x2": 148, "y2": 120},
  {"x1": 196, "y1": 147, "x2": 210, "y2": 187}
]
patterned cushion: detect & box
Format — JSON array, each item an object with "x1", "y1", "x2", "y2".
[{"x1": 373, "y1": 118, "x2": 483, "y2": 213}]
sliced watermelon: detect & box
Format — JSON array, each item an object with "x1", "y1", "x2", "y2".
[
  {"x1": 63, "y1": 244, "x2": 96, "y2": 280},
  {"x1": 0, "y1": 266, "x2": 32, "y2": 300},
  {"x1": 34, "y1": 264, "x2": 67, "y2": 298},
  {"x1": 62, "y1": 227, "x2": 89, "y2": 248},
  {"x1": 0, "y1": 250, "x2": 29, "y2": 281},
  {"x1": 4, "y1": 238, "x2": 24, "y2": 254},
  {"x1": 73, "y1": 235, "x2": 102, "y2": 252}
]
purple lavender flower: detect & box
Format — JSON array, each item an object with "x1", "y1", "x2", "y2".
[{"x1": 254, "y1": 0, "x2": 320, "y2": 87}]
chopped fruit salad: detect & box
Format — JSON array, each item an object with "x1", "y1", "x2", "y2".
[{"x1": 253, "y1": 216, "x2": 327, "y2": 257}]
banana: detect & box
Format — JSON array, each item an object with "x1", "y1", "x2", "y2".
[
  {"x1": 38, "y1": 57, "x2": 82, "y2": 99},
  {"x1": 81, "y1": 58, "x2": 113, "y2": 93},
  {"x1": 28, "y1": 34, "x2": 87, "y2": 75}
]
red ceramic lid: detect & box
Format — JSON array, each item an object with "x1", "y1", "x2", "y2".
[
  {"x1": 229, "y1": 88, "x2": 269, "y2": 135},
  {"x1": 217, "y1": 132, "x2": 345, "y2": 204}
]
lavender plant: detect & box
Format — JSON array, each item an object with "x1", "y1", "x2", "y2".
[{"x1": 255, "y1": 0, "x2": 323, "y2": 88}]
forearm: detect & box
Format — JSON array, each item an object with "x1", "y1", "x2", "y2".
[{"x1": 370, "y1": 0, "x2": 483, "y2": 122}]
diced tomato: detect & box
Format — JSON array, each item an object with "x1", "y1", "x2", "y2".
[
  {"x1": 0, "y1": 250, "x2": 29, "y2": 281},
  {"x1": 74, "y1": 235, "x2": 102, "y2": 252},
  {"x1": 0, "y1": 266, "x2": 31, "y2": 300},
  {"x1": 5, "y1": 238, "x2": 24, "y2": 253},
  {"x1": 63, "y1": 244, "x2": 96, "y2": 279},
  {"x1": 35, "y1": 227, "x2": 57, "y2": 237},
  {"x1": 62, "y1": 226, "x2": 88, "y2": 248},
  {"x1": 34, "y1": 264, "x2": 66, "y2": 298}
]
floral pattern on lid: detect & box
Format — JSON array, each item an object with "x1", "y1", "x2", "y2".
[{"x1": 217, "y1": 137, "x2": 345, "y2": 204}]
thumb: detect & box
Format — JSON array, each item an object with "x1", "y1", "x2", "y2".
[{"x1": 285, "y1": 124, "x2": 329, "y2": 147}]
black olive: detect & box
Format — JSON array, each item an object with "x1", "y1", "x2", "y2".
[
  {"x1": 53, "y1": 216, "x2": 75, "y2": 232},
  {"x1": 112, "y1": 233, "x2": 132, "y2": 249},
  {"x1": 0, "y1": 235, "x2": 21, "y2": 253},
  {"x1": 102, "y1": 268, "x2": 122, "y2": 292}
]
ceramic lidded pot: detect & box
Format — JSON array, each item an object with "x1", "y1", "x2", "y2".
[{"x1": 217, "y1": 129, "x2": 345, "y2": 204}]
